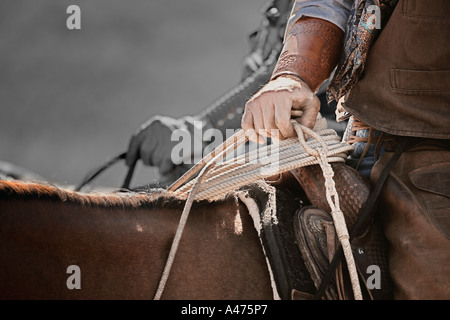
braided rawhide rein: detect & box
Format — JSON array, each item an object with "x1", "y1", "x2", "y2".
[{"x1": 154, "y1": 121, "x2": 362, "y2": 300}]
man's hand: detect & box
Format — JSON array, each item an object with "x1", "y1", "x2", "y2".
[
  {"x1": 241, "y1": 75, "x2": 320, "y2": 142},
  {"x1": 126, "y1": 115, "x2": 184, "y2": 176}
]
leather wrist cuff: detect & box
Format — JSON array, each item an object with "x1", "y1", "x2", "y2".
[{"x1": 271, "y1": 17, "x2": 344, "y2": 92}]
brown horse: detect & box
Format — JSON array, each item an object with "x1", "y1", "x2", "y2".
[{"x1": 0, "y1": 179, "x2": 276, "y2": 300}]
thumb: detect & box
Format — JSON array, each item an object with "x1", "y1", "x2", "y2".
[{"x1": 297, "y1": 95, "x2": 321, "y2": 130}]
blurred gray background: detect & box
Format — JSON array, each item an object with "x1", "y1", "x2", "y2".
[{"x1": 0, "y1": 0, "x2": 264, "y2": 188}]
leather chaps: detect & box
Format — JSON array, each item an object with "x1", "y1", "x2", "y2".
[
  {"x1": 371, "y1": 140, "x2": 450, "y2": 299},
  {"x1": 288, "y1": 138, "x2": 450, "y2": 299}
]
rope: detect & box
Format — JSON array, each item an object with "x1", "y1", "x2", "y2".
[
  {"x1": 153, "y1": 134, "x2": 246, "y2": 300},
  {"x1": 167, "y1": 130, "x2": 248, "y2": 192},
  {"x1": 293, "y1": 122, "x2": 362, "y2": 300},
  {"x1": 154, "y1": 120, "x2": 362, "y2": 300},
  {"x1": 172, "y1": 128, "x2": 353, "y2": 201}
]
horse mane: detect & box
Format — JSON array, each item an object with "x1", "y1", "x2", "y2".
[{"x1": 0, "y1": 179, "x2": 196, "y2": 210}]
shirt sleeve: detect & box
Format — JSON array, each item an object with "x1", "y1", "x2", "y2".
[{"x1": 285, "y1": 0, "x2": 353, "y2": 34}]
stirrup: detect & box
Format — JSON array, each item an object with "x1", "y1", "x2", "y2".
[{"x1": 293, "y1": 206, "x2": 339, "y2": 300}]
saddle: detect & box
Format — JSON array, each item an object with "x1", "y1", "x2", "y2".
[
  {"x1": 240, "y1": 162, "x2": 394, "y2": 300},
  {"x1": 291, "y1": 162, "x2": 393, "y2": 300}
]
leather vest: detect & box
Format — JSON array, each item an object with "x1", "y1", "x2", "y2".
[{"x1": 345, "y1": 0, "x2": 450, "y2": 139}]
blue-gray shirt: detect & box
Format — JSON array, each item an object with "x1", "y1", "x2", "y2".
[{"x1": 286, "y1": 0, "x2": 353, "y2": 34}]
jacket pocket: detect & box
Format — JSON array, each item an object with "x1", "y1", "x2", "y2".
[
  {"x1": 390, "y1": 68, "x2": 450, "y2": 94},
  {"x1": 409, "y1": 162, "x2": 450, "y2": 239}
]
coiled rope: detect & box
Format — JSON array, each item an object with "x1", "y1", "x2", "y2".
[{"x1": 154, "y1": 120, "x2": 362, "y2": 300}]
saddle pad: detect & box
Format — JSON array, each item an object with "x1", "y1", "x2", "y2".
[{"x1": 237, "y1": 181, "x2": 315, "y2": 300}]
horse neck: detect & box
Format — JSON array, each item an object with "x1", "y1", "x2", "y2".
[{"x1": 0, "y1": 181, "x2": 273, "y2": 299}]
